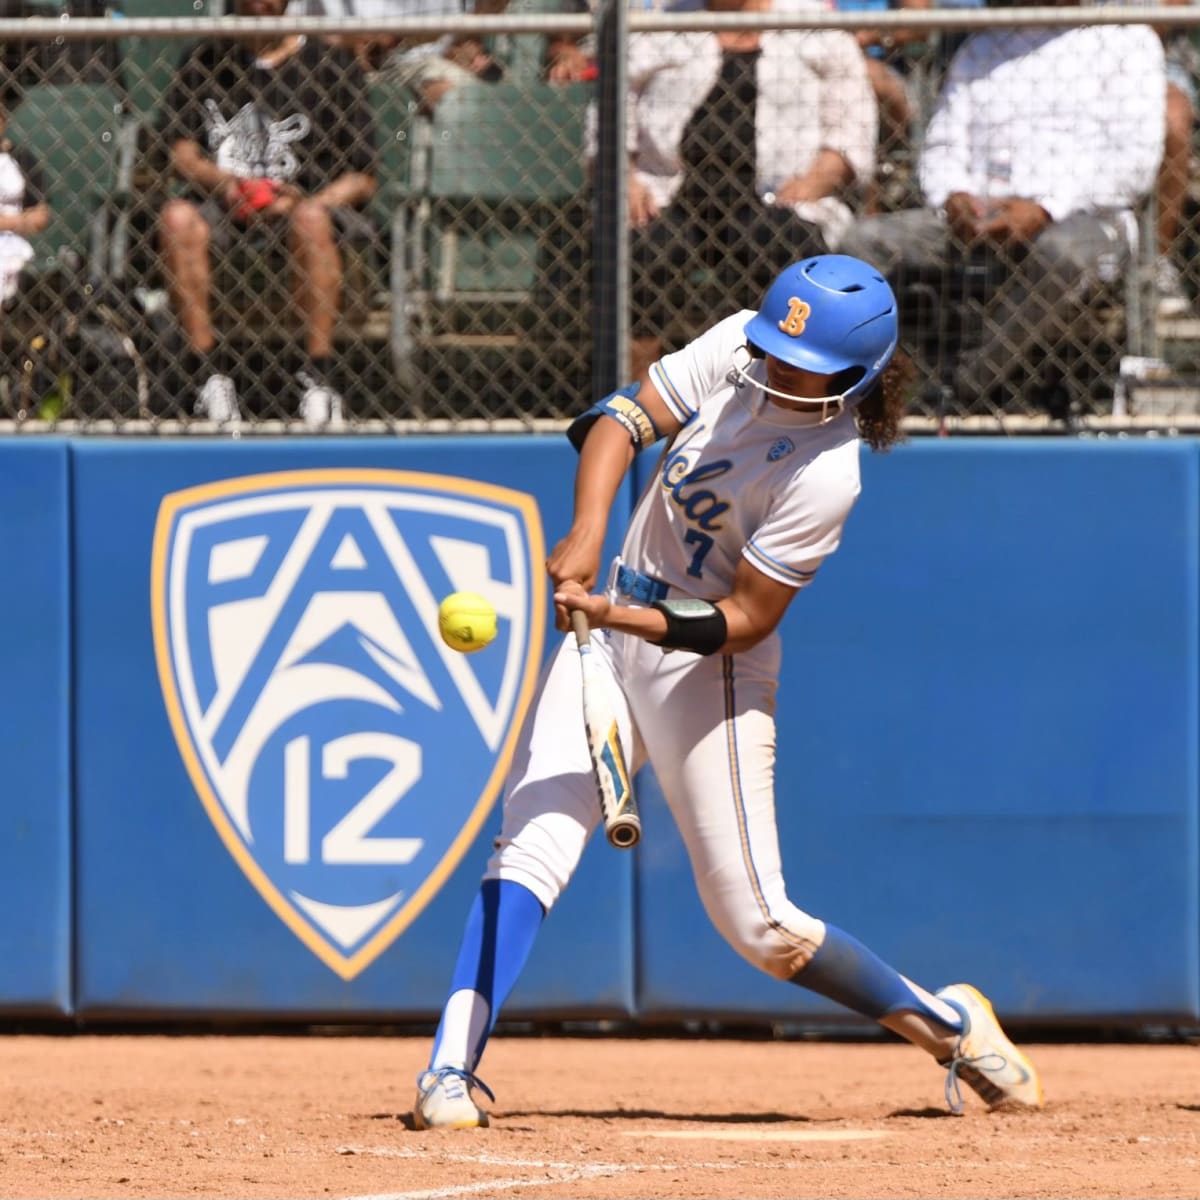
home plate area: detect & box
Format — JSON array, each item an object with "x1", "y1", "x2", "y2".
[{"x1": 3, "y1": 1033, "x2": 1196, "y2": 1198}]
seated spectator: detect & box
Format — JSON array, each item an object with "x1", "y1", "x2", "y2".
[
  {"x1": 0, "y1": 94, "x2": 50, "y2": 308},
  {"x1": 836, "y1": 0, "x2": 929, "y2": 155},
  {"x1": 838, "y1": 2, "x2": 1166, "y2": 414},
  {"x1": 1156, "y1": 20, "x2": 1198, "y2": 316},
  {"x1": 544, "y1": 0, "x2": 823, "y2": 86},
  {"x1": 1084, "y1": 0, "x2": 1199, "y2": 318},
  {"x1": 544, "y1": 0, "x2": 596, "y2": 84},
  {"x1": 1156, "y1": 22, "x2": 1198, "y2": 316},
  {"x1": 157, "y1": 0, "x2": 377, "y2": 427},
  {"x1": 576, "y1": 0, "x2": 876, "y2": 375},
  {"x1": 297, "y1": 0, "x2": 508, "y2": 112}
]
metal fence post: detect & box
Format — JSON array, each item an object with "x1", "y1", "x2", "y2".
[{"x1": 591, "y1": 0, "x2": 629, "y2": 399}]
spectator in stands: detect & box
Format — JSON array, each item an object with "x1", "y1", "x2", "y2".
[
  {"x1": 157, "y1": 0, "x2": 377, "y2": 428},
  {"x1": 544, "y1": 0, "x2": 824, "y2": 86},
  {"x1": 836, "y1": 0, "x2": 930, "y2": 156},
  {"x1": 543, "y1": 0, "x2": 596, "y2": 84},
  {"x1": 297, "y1": 0, "x2": 508, "y2": 113},
  {"x1": 1085, "y1": 0, "x2": 1199, "y2": 318},
  {"x1": 1154, "y1": 7, "x2": 1198, "y2": 317},
  {"x1": 0, "y1": 95, "x2": 50, "y2": 307},
  {"x1": 582, "y1": 0, "x2": 876, "y2": 376},
  {"x1": 838, "y1": 3, "x2": 1166, "y2": 413}
]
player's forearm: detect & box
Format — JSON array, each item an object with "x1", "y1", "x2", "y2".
[
  {"x1": 571, "y1": 417, "x2": 636, "y2": 544},
  {"x1": 598, "y1": 601, "x2": 666, "y2": 641},
  {"x1": 600, "y1": 599, "x2": 744, "y2": 655}
]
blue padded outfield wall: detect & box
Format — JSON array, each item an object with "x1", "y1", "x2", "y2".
[
  {"x1": 0, "y1": 437, "x2": 1196, "y2": 1023},
  {"x1": 69, "y1": 440, "x2": 633, "y2": 1018},
  {"x1": 635, "y1": 441, "x2": 1200, "y2": 1024},
  {"x1": 0, "y1": 441, "x2": 72, "y2": 1014}
]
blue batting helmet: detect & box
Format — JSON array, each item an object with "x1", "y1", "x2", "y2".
[{"x1": 743, "y1": 255, "x2": 899, "y2": 404}]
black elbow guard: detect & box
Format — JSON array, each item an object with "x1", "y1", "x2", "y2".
[{"x1": 651, "y1": 597, "x2": 728, "y2": 655}]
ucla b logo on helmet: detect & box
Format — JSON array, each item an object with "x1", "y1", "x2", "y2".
[
  {"x1": 777, "y1": 297, "x2": 811, "y2": 337},
  {"x1": 151, "y1": 469, "x2": 545, "y2": 979}
]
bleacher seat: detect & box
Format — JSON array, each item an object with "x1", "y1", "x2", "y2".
[
  {"x1": 118, "y1": 0, "x2": 211, "y2": 128},
  {"x1": 6, "y1": 83, "x2": 128, "y2": 279},
  {"x1": 378, "y1": 79, "x2": 589, "y2": 395}
]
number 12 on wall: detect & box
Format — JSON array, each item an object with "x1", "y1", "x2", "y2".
[{"x1": 283, "y1": 733, "x2": 426, "y2": 865}]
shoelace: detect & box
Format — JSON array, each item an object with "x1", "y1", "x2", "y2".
[
  {"x1": 942, "y1": 1050, "x2": 1008, "y2": 1115},
  {"x1": 420, "y1": 1065, "x2": 495, "y2": 1104}
]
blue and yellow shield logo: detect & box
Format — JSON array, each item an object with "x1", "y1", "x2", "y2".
[{"x1": 151, "y1": 469, "x2": 545, "y2": 979}]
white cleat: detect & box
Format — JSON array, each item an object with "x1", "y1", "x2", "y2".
[
  {"x1": 413, "y1": 1066, "x2": 494, "y2": 1129},
  {"x1": 936, "y1": 983, "x2": 1044, "y2": 1113}
]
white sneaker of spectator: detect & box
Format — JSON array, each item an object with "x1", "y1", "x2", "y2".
[
  {"x1": 195, "y1": 373, "x2": 241, "y2": 427},
  {"x1": 1155, "y1": 255, "x2": 1191, "y2": 319},
  {"x1": 297, "y1": 370, "x2": 346, "y2": 431}
]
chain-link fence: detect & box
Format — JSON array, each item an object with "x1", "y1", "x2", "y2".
[{"x1": 1, "y1": 3, "x2": 1198, "y2": 433}]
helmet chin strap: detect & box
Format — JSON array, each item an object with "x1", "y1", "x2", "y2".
[{"x1": 727, "y1": 347, "x2": 847, "y2": 423}]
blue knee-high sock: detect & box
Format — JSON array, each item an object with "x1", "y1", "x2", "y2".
[
  {"x1": 430, "y1": 879, "x2": 545, "y2": 1071},
  {"x1": 791, "y1": 923, "x2": 961, "y2": 1028}
]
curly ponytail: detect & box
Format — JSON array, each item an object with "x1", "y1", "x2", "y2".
[{"x1": 854, "y1": 350, "x2": 914, "y2": 453}]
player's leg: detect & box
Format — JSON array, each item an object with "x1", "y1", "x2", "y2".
[
  {"x1": 415, "y1": 629, "x2": 641, "y2": 1128},
  {"x1": 631, "y1": 639, "x2": 1040, "y2": 1111},
  {"x1": 414, "y1": 877, "x2": 544, "y2": 1128}
]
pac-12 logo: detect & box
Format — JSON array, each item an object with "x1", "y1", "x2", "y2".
[{"x1": 150, "y1": 469, "x2": 545, "y2": 979}]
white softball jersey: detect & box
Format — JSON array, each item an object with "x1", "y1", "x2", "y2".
[
  {"x1": 488, "y1": 313, "x2": 866, "y2": 978},
  {"x1": 629, "y1": 309, "x2": 862, "y2": 599}
]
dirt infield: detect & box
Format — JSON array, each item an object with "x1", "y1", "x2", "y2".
[{"x1": 3, "y1": 1033, "x2": 1198, "y2": 1198}]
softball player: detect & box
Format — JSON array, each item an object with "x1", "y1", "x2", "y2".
[{"x1": 414, "y1": 255, "x2": 1043, "y2": 1128}]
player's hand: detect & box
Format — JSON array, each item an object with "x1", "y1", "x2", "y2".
[
  {"x1": 979, "y1": 197, "x2": 1052, "y2": 246},
  {"x1": 553, "y1": 579, "x2": 611, "y2": 632},
  {"x1": 546, "y1": 525, "x2": 603, "y2": 592}
]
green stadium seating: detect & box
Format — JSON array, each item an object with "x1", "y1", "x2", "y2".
[
  {"x1": 377, "y1": 79, "x2": 589, "y2": 384},
  {"x1": 6, "y1": 83, "x2": 127, "y2": 277},
  {"x1": 118, "y1": 0, "x2": 211, "y2": 126}
]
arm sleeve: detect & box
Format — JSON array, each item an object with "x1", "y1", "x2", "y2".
[
  {"x1": 648, "y1": 311, "x2": 749, "y2": 424},
  {"x1": 744, "y1": 450, "x2": 862, "y2": 588}
]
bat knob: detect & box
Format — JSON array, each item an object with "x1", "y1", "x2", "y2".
[{"x1": 607, "y1": 817, "x2": 642, "y2": 849}]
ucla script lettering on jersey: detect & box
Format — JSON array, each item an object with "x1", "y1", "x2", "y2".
[
  {"x1": 151, "y1": 469, "x2": 545, "y2": 979},
  {"x1": 660, "y1": 447, "x2": 732, "y2": 579}
]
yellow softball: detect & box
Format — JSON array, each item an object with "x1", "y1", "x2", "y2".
[{"x1": 437, "y1": 591, "x2": 498, "y2": 653}]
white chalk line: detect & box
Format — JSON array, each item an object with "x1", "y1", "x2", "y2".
[
  {"x1": 338, "y1": 1143, "x2": 741, "y2": 1200},
  {"x1": 336, "y1": 1132, "x2": 892, "y2": 1200}
]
